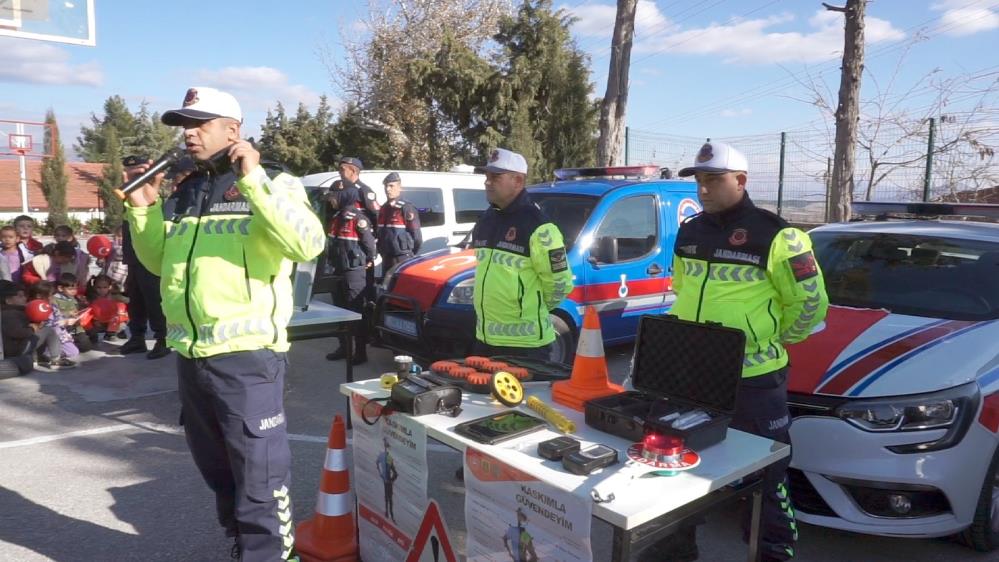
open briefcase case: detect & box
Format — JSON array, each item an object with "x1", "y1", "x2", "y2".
[{"x1": 584, "y1": 314, "x2": 746, "y2": 451}]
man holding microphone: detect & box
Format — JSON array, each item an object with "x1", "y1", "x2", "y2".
[{"x1": 122, "y1": 86, "x2": 323, "y2": 562}]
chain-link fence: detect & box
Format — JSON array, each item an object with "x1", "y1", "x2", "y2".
[{"x1": 625, "y1": 110, "x2": 999, "y2": 224}]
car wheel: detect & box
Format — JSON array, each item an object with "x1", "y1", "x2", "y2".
[
  {"x1": 0, "y1": 359, "x2": 22, "y2": 379},
  {"x1": 962, "y1": 445, "x2": 999, "y2": 551},
  {"x1": 548, "y1": 315, "x2": 575, "y2": 367}
]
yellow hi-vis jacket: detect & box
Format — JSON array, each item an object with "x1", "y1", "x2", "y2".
[
  {"x1": 671, "y1": 195, "x2": 829, "y2": 377},
  {"x1": 471, "y1": 190, "x2": 574, "y2": 348},
  {"x1": 126, "y1": 163, "x2": 324, "y2": 358}
]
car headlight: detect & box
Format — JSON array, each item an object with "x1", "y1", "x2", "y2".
[
  {"x1": 834, "y1": 382, "x2": 980, "y2": 453},
  {"x1": 446, "y1": 278, "x2": 475, "y2": 305}
]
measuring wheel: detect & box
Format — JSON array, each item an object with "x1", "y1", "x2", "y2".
[{"x1": 491, "y1": 371, "x2": 525, "y2": 407}]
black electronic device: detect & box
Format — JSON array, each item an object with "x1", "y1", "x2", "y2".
[
  {"x1": 389, "y1": 374, "x2": 462, "y2": 417},
  {"x1": 453, "y1": 411, "x2": 547, "y2": 445},
  {"x1": 537, "y1": 436, "x2": 581, "y2": 461},
  {"x1": 585, "y1": 315, "x2": 746, "y2": 451},
  {"x1": 116, "y1": 147, "x2": 186, "y2": 199},
  {"x1": 562, "y1": 444, "x2": 619, "y2": 475}
]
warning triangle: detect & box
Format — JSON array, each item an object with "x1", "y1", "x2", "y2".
[{"x1": 405, "y1": 499, "x2": 457, "y2": 562}]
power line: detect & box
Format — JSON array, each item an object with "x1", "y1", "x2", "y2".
[
  {"x1": 637, "y1": 0, "x2": 999, "y2": 128},
  {"x1": 576, "y1": 0, "x2": 704, "y2": 50},
  {"x1": 588, "y1": 0, "x2": 733, "y2": 61}
]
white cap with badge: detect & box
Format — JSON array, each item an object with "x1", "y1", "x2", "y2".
[
  {"x1": 475, "y1": 148, "x2": 528, "y2": 175},
  {"x1": 678, "y1": 141, "x2": 749, "y2": 177},
  {"x1": 161, "y1": 87, "x2": 243, "y2": 126}
]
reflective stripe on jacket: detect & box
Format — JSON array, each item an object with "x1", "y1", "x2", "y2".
[
  {"x1": 471, "y1": 190, "x2": 573, "y2": 348},
  {"x1": 126, "y1": 163, "x2": 324, "y2": 358},
  {"x1": 671, "y1": 195, "x2": 828, "y2": 377}
]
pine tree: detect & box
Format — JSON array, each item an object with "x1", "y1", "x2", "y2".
[
  {"x1": 40, "y1": 109, "x2": 69, "y2": 228},
  {"x1": 407, "y1": 0, "x2": 597, "y2": 180},
  {"x1": 126, "y1": 102, "x2": 181, "y2": 159},
  {"x1": 330, "y1": 105, "x2": 394, "y2": 169},
  {"x1": 98, "y1": 128, "x2": 125, "y2": 232},
  {"x1": 76, "y1": 96, "x2": 139, "y2": 162},
  {"x1": 257, "y1": 96, "x2": 345, "y2": 175}
]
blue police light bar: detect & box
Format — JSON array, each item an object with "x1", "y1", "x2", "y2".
[
  {"x1": 853, "y1": 201, "x2": 999, "y2": 220},
  {"x1": 554, "y1": 165, "x2": 661, "y2": 181}
]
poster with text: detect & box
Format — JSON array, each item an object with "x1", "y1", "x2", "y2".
[
  {"x1": 464, "y1": 448, "x2": 593, "y2": 562},
  {"x1": 351, "y1": 394, "x2": 430, "y2": 562}
]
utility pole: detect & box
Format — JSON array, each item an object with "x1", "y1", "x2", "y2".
[
  {"x1": 824, "y1": 0, "x2": 866, "y2": 222},
  {"x1": 596, "y1": 0, "x2": 638, "y2": 166}
]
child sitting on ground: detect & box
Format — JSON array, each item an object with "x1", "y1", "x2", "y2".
[
  {"x1": 1, "y1": 280, "x2": 75, "y2": 372},
  {"x1": 28, "y1": 281, "x2": 82, "y2": 360},
  {"x1": 84, "y1": 274, "x2": 130, "y2": 342},
  {"x1": 53, "y1": 273, "x2": 93, "y2": 353},
  {"x1": 49, "y1": 225, "x2": 92, "y2": 291},
  {"x1": 0, "y1": 225, "x2": 27, "y2": 283}
]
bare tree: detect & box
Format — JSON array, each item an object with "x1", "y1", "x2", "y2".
[
  {"x1": 321, "y1": 0, "x2": 511, "y2": 167},
  {"x1": 824, "y1": 0, "x2": 866, "y2": 222},
  {"x1": 791, "y1": 46, "x2": 999, "y2": 203},
  {"x1": 596, "y1": 0, "x2": 637, "y2": 166}
]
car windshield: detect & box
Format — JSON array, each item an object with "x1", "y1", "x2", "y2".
[
  {"x1": 529, "y1": 193, "x2": 598, "y2": 249},
  {"x1": 811, "y1": 231, "x2": 999, "y2": 321}
]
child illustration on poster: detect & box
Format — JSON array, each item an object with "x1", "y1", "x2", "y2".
[
  {"x1": 503, "y1": 507, "x2": 539, "y2": 562},
  {"x1": 465, "y1": 448, "x2": 592, "y2": 561}
]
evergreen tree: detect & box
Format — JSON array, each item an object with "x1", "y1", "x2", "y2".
[
  {"x1": 98, "y1": 128, "x2": 125, "y2": 232},
  {"x1": 258, "y1": 96, "x2": 345, "y2": 175},
  {"x1": 329, "y1": 104, "x2": 394, "y2": 169},
  {"x1": 126, "y1": 102, "x2": 181, "y2": 159},
  {"x1": 407, "y1": 0, "x2": 597, "y2": 181},
  {"x1": 40, "y1": 109, "x2": 69, "y2": 227},
  {"x1": 76, "y1": 96, "x2": 138, "y2": 162}
]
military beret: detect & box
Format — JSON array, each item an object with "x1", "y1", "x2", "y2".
[{"x1": 382, "y1": 172, "x2": 401, "y2": 185}]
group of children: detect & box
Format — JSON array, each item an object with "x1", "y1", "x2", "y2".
[{"x1": 1, "y1": 216, "x2": 129, "y2": 373}]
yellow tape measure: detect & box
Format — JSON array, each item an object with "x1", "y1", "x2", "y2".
[
  {"x1": 490, "y1": 371, "x2": 525, "y2": 407},
  {"x1": 379, "y1": 373, "x2": 399, "y2": 389}
]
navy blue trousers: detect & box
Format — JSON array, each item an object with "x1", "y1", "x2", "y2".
[{"x1": 177, "y1": 349, "x2": 295, "y2": 561}]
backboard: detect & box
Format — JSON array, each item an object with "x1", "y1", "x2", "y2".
[
  {"x1": 0, "y1": 120, "x2": 54, "y2": 157},
  {"x1": 0, "y1": 0, "x2": 96, "y2": 46}
]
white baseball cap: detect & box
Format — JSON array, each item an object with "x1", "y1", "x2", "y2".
[
  {"x1": 678, "y1": 141, "x2": 749, "y2": 177},
  {"x1": 475, "y1": 148, "x2": 528, "y2": 175},
  {"x1": 161, "y1": 87, "x2": 242, "y2": 126}
]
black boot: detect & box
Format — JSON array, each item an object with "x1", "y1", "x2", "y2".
[
  {"x1": 351, "y1": 341, "x2": 368, "y2": 366},
  {"x1": 326, "y1": 343, "x2": 348, "y2": 361},
  {"x1": 146, "y1": 339, "x2": 170, "y2": 359},
  {"x1": 119, "y1": 337, "x2": 147, "y2": 354}
]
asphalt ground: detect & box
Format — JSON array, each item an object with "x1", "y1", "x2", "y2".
[{"x1": 0, "y1": 328, "x2": 994, "y2": 562}]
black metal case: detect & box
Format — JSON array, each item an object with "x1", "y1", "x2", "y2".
[{"x1": 585, "y1": 315, "x2": 746, "y2": 451}]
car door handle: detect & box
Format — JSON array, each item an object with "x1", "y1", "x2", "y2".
[{"x1": 647, "y1": 263, "x2": 664, "y2": 275}]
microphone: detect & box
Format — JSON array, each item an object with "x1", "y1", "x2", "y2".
[{"x1": 114, "y1": 147, "x2": 186, "y2": 200}]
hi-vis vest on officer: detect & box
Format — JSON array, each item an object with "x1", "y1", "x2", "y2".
[
  {"x1": 471, "y1": 189, "x2": 574, "y2": 347},
  {"x1": 670, "y1": 141, "x2": 828, "y2": 378},
  {"x1": 126, "y1": 159, "x2": 325, "y2": 358}
]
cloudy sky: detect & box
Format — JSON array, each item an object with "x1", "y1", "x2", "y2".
[{"x1": 2, "y1": 0, "x2": 997, "y2": 161}]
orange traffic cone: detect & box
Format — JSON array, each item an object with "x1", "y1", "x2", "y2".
[
  {"x1": 296, "y1": 415, "x2": 358, "y2": 562},
  {"x1": 552, "y1": 306, "x2": 624, "y2": 411}
]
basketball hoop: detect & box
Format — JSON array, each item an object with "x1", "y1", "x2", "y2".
[
  {"x1": 1, "y1": 121, "x2": 51, "y2": 158},
  {"x1": 9, "y1": 133, "x2": 32, "y2": 156}
]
